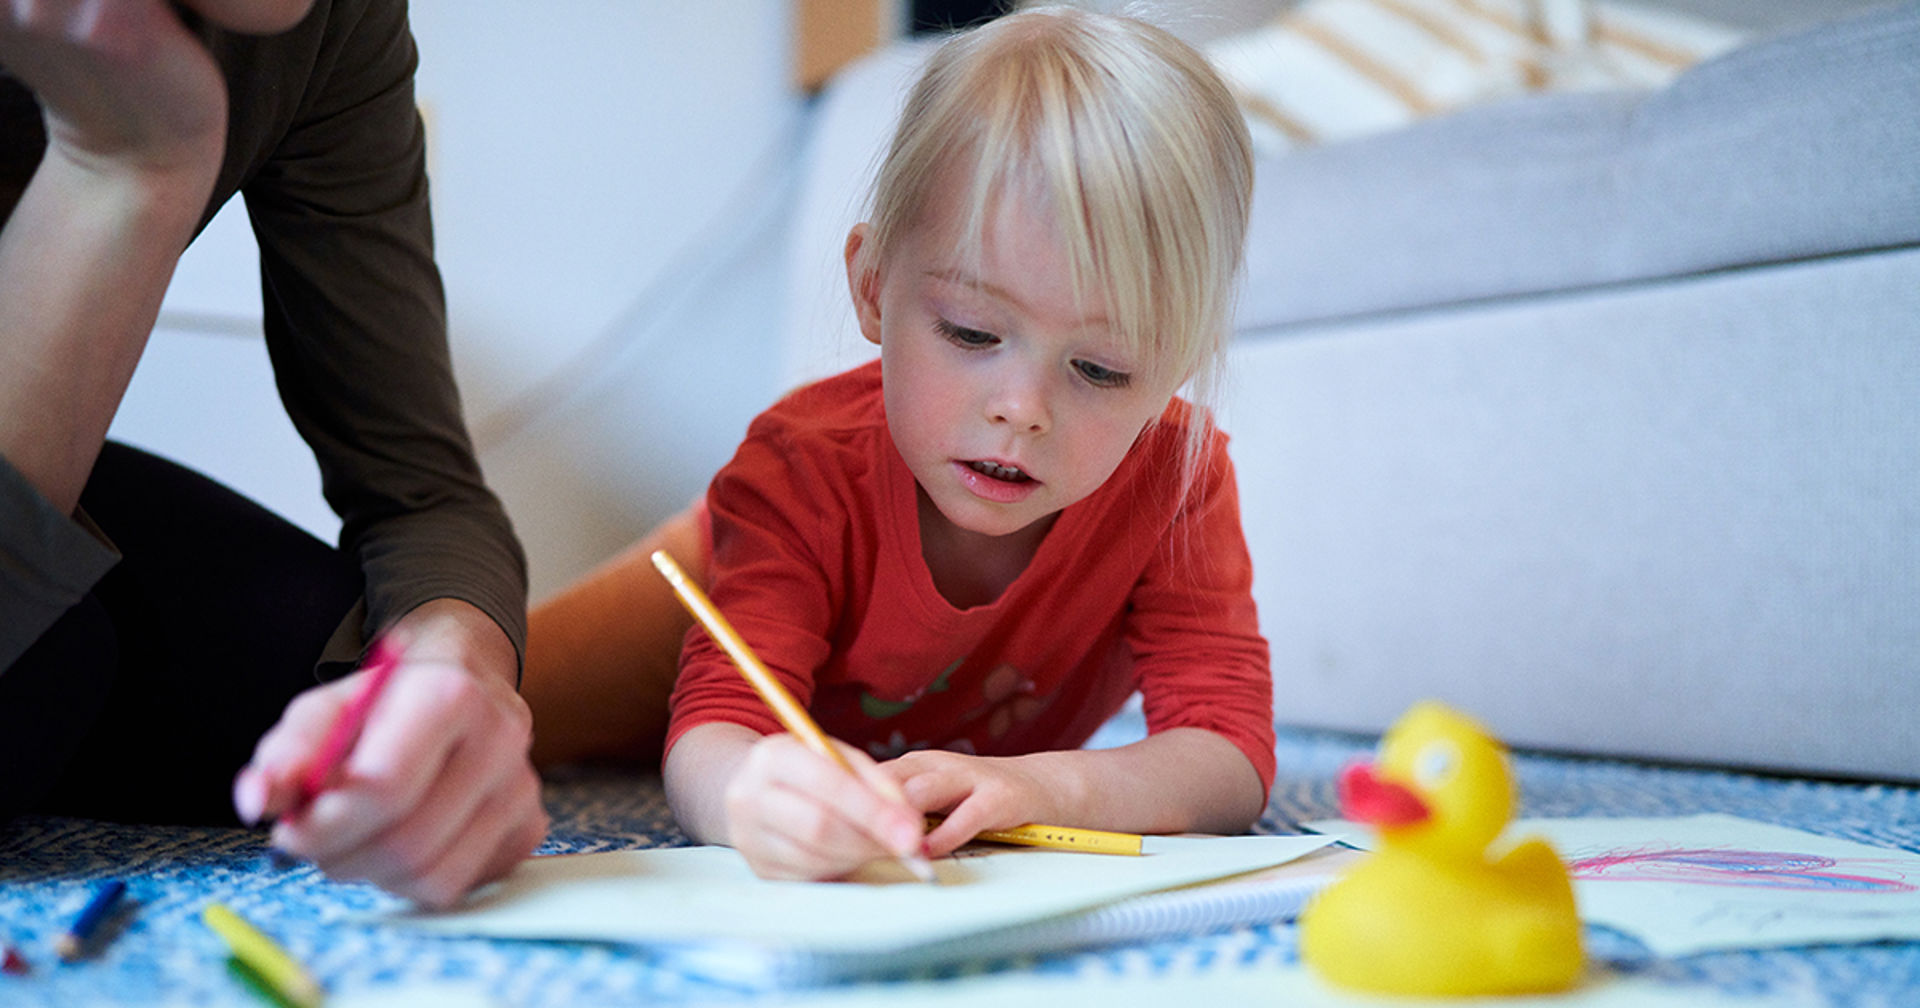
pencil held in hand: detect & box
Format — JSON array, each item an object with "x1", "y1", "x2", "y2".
[
  {"x1": 297, "y1": 632, "x2": 403, "y2": 808},
  {"x1": 649, "y1": 550, "x2": 937, "y2": 882}
]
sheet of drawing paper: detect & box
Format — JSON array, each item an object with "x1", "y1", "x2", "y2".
[
  {"x1": 1308, "y1": 813, "x2": 1920, "y2": 956},
  {"x1": 685, "y1": 963, "x2": 1809, "y2": 1008},
  {"x1": 385, "y1": 834, "x2": 1334, "y2": 955}
]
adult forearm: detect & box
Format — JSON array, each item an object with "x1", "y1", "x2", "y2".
[{"x1": 0, "y1": 152, "x2": 215, "y2": 513}]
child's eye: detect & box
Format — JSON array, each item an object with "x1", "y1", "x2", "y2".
[
  {"x1": 934, "y1": 318, "x2": 997, "y2": 348},
  {"x1": 1073, "y1": 359, "x2": 1131, "y2": 389}
]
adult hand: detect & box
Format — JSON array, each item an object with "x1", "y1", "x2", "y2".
[
  {"x1": 232, "y1": 599, "x2": 549, "y2": 909},
  {"x1": 0, "y1": 0, "x2": 231, "y2": 177}
]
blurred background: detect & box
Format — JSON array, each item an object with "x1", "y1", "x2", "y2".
[
  {"x1": 127, "y1": 2, "x2": 803, "y2": 600},
  {"x1": 115, "y1": 0, "x2": 1286, "y2": 601},
  {"x1": 113, "y1": 0, "x2": 1885, "y2": 602}
]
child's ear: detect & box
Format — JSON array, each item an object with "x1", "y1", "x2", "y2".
[{"x1": 844, "y1": 224, "x2": 883, "y2": 347}]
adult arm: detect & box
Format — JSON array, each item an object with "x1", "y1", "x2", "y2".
[
  {"x1": 0, "y1": 0, "x2": 228, "y2": 669},
  {"x1": 224, "y1": 0, "x2": 540, "y2": 906},
  {"x1": 231, "y1": 0, "x2": 527, "y2": 666}
]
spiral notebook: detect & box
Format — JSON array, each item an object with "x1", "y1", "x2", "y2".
[{"x1": 385, "y1": 834, "x2": 1342, "y2": 985}]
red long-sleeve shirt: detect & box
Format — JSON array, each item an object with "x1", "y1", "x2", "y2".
[{"x1": 667, "y1": 362, "x2": 1275, "y2": 792}]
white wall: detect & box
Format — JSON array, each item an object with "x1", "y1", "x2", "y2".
[{"x1": 114, "y1": 0, "x2": 804, "y2": 600}]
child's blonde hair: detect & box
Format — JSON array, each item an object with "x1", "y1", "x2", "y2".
[{"x1": 862, "y1": 4, "x2": 1254, "y2": 479}]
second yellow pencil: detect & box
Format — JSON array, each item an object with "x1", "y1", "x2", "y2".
[{"x1": 202, "y1": 902, "x2": 324, "y2": 1008}]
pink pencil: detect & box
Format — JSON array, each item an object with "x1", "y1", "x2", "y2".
[{"x1": 297, "y1": 634, "x2": 403, "y2": 808}]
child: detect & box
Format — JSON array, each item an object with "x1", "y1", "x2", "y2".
[{"x1": 663, "y1": 5, "x2": 1274, "y2": 881}]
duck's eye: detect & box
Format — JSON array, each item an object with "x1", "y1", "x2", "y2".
[{"x1": 1414, "y1": 742, "x2": 1459, "y2": 788}]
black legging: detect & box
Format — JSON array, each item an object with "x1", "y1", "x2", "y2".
[{"x1": 0, "y1": 442, "x2": 361, "y2": 826}]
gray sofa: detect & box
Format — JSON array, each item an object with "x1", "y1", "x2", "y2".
[
  {"x1": 781, "y1": 1, "x2": 1919, "y2": 783},
  {"x1": 1222, "y1": 0, "x2": 1919, "y2": 782}
]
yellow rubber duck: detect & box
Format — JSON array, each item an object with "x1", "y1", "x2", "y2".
[{"x1": 1300, "y1": 701, "x2": 1584, "y2": 995}]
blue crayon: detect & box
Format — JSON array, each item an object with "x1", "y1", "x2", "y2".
[{"x1": 56, "y1": 879, "x2": 126, "y2": 961}]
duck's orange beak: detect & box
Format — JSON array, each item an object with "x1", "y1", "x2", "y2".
[{"x1": 1338, "y1": 761, "x2": 1430, "y2": 826}]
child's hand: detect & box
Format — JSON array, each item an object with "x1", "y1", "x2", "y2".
[
  {"x1": 723, "y1": 733, "x2": 928, "y2": 880},
  {"x1": 883, "y1": 749, "x2": 1065, "y2": 857}
]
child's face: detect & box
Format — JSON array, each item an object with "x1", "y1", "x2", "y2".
[{"x1": 846, "y1": 188, "x2": 1178, "y2": 541}]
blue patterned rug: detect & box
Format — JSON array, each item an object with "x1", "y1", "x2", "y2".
[{"x1": 3, "y1": 718, "x2": 1917, "y2": 1007}]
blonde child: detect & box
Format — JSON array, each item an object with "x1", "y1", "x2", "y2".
[{"x1": 653, "y1": 6, "x2": 1275, "y2": 880}]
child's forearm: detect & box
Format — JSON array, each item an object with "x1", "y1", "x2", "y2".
[
  {"x1": 662, "y1": 721, "x2": 762, "y2": 845},
  {"x1": 1023, "y1": 727, "x2": 1267, "y2": 835}
]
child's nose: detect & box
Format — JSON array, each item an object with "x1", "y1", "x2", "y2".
[{"x1": 987, "y1": 379, "x2": 1049, "y2": 434}]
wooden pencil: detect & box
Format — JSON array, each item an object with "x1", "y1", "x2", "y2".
[
  {"x1": 650, "y1": 549, "x2": 938, "y2": 882},
  {"x1": 56, "y1": 879, "x2": 126, "y2": 961},
  {"x1": 202, "y1": 903, "x2": 323, "y2": 1008}
]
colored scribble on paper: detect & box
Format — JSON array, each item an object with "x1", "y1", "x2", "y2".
[{"x1": 1567, "y1": 847, "x2": 1916, "y2": 894}]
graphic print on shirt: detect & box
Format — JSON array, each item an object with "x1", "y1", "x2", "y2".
[
  {"x1": 859, "y1": 657, "x2": 1052, "y2": 761},
  {"x1": 968, "y1": 664, "x2": 1049, "y2": 740},
  {"x1": 859, "y1": 657, "x2": 959, "y2": 719}
]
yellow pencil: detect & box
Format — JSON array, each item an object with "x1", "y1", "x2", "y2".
[
  {"x1": 202, "y1": 903, "x2": 324, "y2": 1008},
  {"x1": 968, "y1": 821, "x2": 1145, "y2": 856},
  {"x1": 650, "y1": 550, "x2": 938, "y2": 883}
]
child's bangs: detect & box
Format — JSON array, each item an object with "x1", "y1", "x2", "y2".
[
  {"x1": 871, "y1": 6, "x2": 1249, "y2": 402},
  {"x1": 979, "y1": 16, "x2": 1233, "y2": 395}
]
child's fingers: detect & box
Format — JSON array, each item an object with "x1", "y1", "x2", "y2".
[
  {"x1": 824, "y1": 740, "x2": 928, "y2": 858},
  {"x1": 732, "y1": 735, "x2": 926, "y2": 875},
  {"x1": 732, "y1": 781, "x2": 897, "y2": 880},
  {"x1": 922, "y1": 800, "x2": 997, "y2": 857},
  {"x1": 885, "y1": 753, "x2": 1047, "y2": 857},
  {"x1": 763, "y1": 736, "x2": 922, "y2": 856}
]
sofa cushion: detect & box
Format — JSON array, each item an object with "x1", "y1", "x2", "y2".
[
  {"x1": 1239, "y1": 0, "x2": 1920, "y2": 329},
  {"x1": 1225, "y1": 246, "x2": 1920, "y2": 782},
  {"x1": 1207, "y1": 0, "x2": 1744, "y2": 157}
]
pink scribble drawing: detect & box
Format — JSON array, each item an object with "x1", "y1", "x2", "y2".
[{"x1": 1568, "y1": 847, "x2": 1916, "y2": 893}]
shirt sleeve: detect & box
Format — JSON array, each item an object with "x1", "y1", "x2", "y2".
[
  {"x1": 664, "y1": 413, "x2": 847, "y2": 754},
  {"x1": 0, "y1": 456, "x2": 119, "y2": 673},
  {"x1": 1126, "y1": 437, "x2": 1278, "y2": 794},
  {"x1": 237, "y1": 0, "x2": 527, "y2": 673}
]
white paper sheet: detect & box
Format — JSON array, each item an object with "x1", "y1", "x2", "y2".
[
  {"x1": 385, "y1": 834, "x2": 1333, "y2": 955},
  {"x1": 1309, "y1": 813, "x2": 1920, "y2": 956}
]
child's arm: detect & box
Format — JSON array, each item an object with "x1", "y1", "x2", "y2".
[
  {"x1": 664, "y1": 721, "x2": 931, "y2": 880},
  {"x1": 887, "y1": 726, "x2": 1265, "y2": 856}
]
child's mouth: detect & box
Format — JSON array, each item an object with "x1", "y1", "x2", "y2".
[
  {"x1": 955, "y1": 459, "x2": 1039, "y2": 504},
  {"x1": 967, "y1": 460, "x2": 1030, "y2": 483}
]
